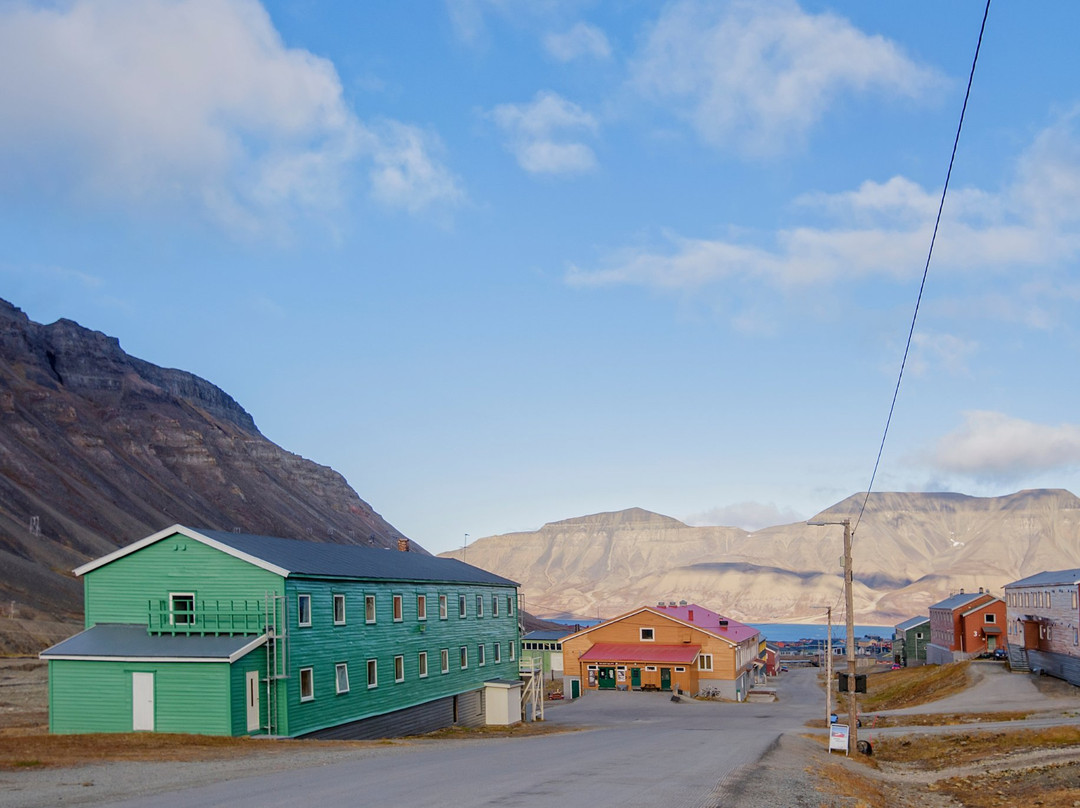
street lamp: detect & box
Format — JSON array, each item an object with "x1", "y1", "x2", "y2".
[{"x1": 808, "y1": 517, "x2": 858, "y2": 754}]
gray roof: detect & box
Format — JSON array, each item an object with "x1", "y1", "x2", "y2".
[
  {"x1": 929, "y1": 592, "x2": 988, "y2": 611},
  {"x1": 895, "y1": 616, "x2": 929, "y2": 632},
  {"x1": 522, "y1": 630, "x2": 567, "y2": 641},
  {"x1": 40, "y1": 624, "x2": 265, "y2": 662},
  {"x1": 1005, "y1": 568, "x2": 1080, "y2": 588},
  {"x1": 198, "y1": 530, "x2": 518, "y2": 586},
  {"x1": 77, "y1": 525, "x2": 518, "y2": 587}
]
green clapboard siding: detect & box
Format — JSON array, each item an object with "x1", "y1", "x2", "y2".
[
  {"x1": 83, "y1": 533, "x2": 284, "y2": 627},
  {"x1": 230, "y1": 651, "x2": 268, "y2": 735},
  {"x1": 49, "y1": 659, "x2": 235, "y2": 735},
  {"x1": 282, "y1": 579, "x2": 520, "y2": 736}
]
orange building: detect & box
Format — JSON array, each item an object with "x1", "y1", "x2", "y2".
[{"x1": 560, "y1": 603, "x2": 760, "y2": 700}]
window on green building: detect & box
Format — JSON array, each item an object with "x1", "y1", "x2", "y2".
[
  {"x1": 393, "y1": 594, "x2": 403, "y2": 622},
  {"x1": 478, "y1": 644, "x2": 486, "y2": 666},
  {"x1": 417, "y1": 595, "x2": 427, "y2": 621},
  {"x1": 506, "y1": 595, "x2": 514, "y2": 616},
  {"x1": 333, "y1": 594, "x2": 346, "y2": 625},
  {"x1": 335, "y1": 663, "x2": 349, "y2": 694},
  {"x1": 300, "y1": 667, "x2": 314, "y2": 701},
  {"x1": 494, "y1": 642, "x2": 501, "y2": 663},
  {"x1": 459, "y1": 594, "x2": 467, "y2": 618},
  {"x1": 367, "y1": 659, "x2": 378, "y2": 688},
  {"x1": 169, "y1": 593, "x2": 194, "y2": 626},
  {"x1": 418, "y1": 651, "x2": 428, "y2": 678},
  {"x1": 298, "y1": 594, "x2": 312, "y2": 627},
  {"x1": 476, "y1": 594, "x2": 484, "y2": 618},
  {"x1": 365, "y1": 595, "x2": 376, "y2": 624},
  {"x1": 439, "y1": 594, "x2": 448, "y2": 619},
  {"x1": 460, "y1": 646, "x2": 468, "y2": 669},
  {"x1": 394, "y1": 655, "x2": 404, "y2": 682},
  {"x1": 440, "y1": 648, "x2": 449, "y2": 674}
]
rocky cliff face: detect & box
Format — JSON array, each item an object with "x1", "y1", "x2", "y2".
[
  {"x1": 440, "y1": 491, "x2": 1080, "y2": 625},
  {"x1": 0, "y1": 299, "x2": 411, "y2": 626}
]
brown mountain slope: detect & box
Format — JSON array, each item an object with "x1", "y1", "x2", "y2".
[
  {"x1": 440, "y1": 491, "x2": 1080, "y2": 624},
  {"x1": 0, "y1": 299, "x2": 410, "y2": 630}
]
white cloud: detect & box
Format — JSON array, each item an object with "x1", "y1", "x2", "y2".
[
  {"x1": 544, "y1": 22, "x2": 612, "y2": 62},
  {"x1": 928, "y1": 412, "x2": 1080, "y2": 479},
  {"x1": 491, "y1": 91, "x2": 599, "y2": 175},
  {"x1": 630, "y1": 0, "x2": 940, "y2": 155},
  {"x1": 907, "y1": 332, "x2": 978, "y2": 376},
  {"x1": 686, "y1": 501, "x2": 803, "y2": 531},
  {"x1": 567, "y1": 115, "x2": 1080, "y2": 298},
  {"x1": 0, "y1": 0, "x2": 461, "y2": 231}
]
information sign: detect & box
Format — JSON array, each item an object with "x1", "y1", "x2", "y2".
[{"x1": 829, "y1": 723, "x2": 849, "y2": 754}]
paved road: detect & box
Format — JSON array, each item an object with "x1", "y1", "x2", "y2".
[{"x1": 101, "y1": 672, "x2": 824, "y2": 808}]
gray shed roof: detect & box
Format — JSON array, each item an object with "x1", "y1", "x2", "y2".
[
  {"x1": 75, "y1": 525, "x2": 518, "y2": 587},
  {"x1": 522, "y1": 630, "x2": 568, "y2": 641},
  {"x1": 1005, "y1": 569, "x2": 1080, "y2": 588},
  {"x1": 40, "y1": 624, "x2": 266, "y2": 663},
  {"x1": 895, "y1": 616, "x2": 929, "y2": 632}
]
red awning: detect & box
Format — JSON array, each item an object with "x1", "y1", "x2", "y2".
[{"x1": 578, "y1": 643, "x2": 701, "y2": 664}]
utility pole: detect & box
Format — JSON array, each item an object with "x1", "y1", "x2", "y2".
[
  {"x1": 808, "y1": 517, "x2": 858, "y2": 754},
  {"x1": 825, "y1": 606, "x2": 833, "y2": 729}
]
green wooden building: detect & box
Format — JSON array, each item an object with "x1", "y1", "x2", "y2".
[{"x1": 41, "y1": 525, "x2": 521, "y2": 738}]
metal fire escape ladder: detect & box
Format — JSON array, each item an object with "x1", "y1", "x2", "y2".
[{"x1": 264, "y1": 593, "x2": 289, "y2": 735}]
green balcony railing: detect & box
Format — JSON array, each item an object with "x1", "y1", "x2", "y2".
[{"x1": 148, "y1": 598, "x2": 266, "y2": 635}]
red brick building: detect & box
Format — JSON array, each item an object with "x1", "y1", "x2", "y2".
[{"x1": 926, "y1": 589, "x2": 1006, "y2": 665}]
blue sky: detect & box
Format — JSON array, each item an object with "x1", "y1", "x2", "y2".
[{"x1": 3, "y1": 0, "x2": 1080, "y2": 555}]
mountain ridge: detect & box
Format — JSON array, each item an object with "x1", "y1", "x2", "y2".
[
  {"x1": 440, "y1": 490, "x2": 1080, "y2": 624},
  {"x1": 0, "y1": 299, "x2": 412, "y2": 633}
]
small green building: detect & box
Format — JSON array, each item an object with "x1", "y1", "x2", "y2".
[
  {"x1": 520, "y1": 630, "x2": 566, "y2": 681},
  {"x1": 893, "y1": 616, "x2": 930, "y2": 667},
  {"x1": 41, "y1": 525, "x2": 520, "y2": 738}
]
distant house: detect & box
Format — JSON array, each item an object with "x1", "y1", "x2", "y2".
[
  {"x1": 40, "y1": 526, "x2": 521, "y2": 738},
  {"x1": 763, "y1": 645, "x2": 780, "y2": 677},
  {"x1": 893, "y1": 616, "x2": 930, "y2": 667},
  {"x1": 926, "y1": 589, "x2": 1006, "y2": 665},
  {"x1": 520, "y1": 630, "x2": 566, "y2": 681},
  {"x1": 560, "y1": 602, "x2": 760, "y2": 700},
  {"x1": 1004, "y1": 569, "x2": 1080, "y2": 685}
]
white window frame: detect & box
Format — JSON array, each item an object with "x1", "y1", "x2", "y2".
[
  {"x1": 507, "y1": 595, "x2": 514, "y2": 616},
  {"x1": 393, "y1": 594, "x2": 403, "y2": 622},
  {"x1": 367, "y1": 659, "x2": 378, "y2": 689},
  {"x1": 335, "y1": 663, "x2": 349, "y2": 694},
  {"x1": 460, "y1": 645, "x2": 469, "y2": 669},
  {"x1": 459, "y1": 594, "x2": 467, "y2": 618},
  {"x1": 440, "y1": 648, "x2": 449, "y2": 674},
  {"x1": 494, "y1": 642, "x2": 501, "y2": 663},
  {"x1": 476, "y1": 594, "x2": 484, "y2": 618},
  {"x1": 394, "y1": 655, "x2": 405, "y2": 683},
  {"x1": 418, "y1": 651, "x2": 428, "y2": 678},
  {"x1": 984, "y1": 613, "x2": 996, "y2": 623},
  {"x1": 169, "y1": 592, "x2": 195, "y2": 626},
  {"x1": 299, "y1": 667, "x2": 314, "y2": 701},
  {"x1": 640, "y1": 627, "x2": 655, "y2": 642},
  {"x1": 417, "y1": 595, "x2": 427, "y2": 621},
  {"x1": 298, "y1": 594, "x2": 312, "y2": 628},
  {"x1": 492, "y1": 595, "x2": 500, "y2": 617},
  {"x1": 698, "y1": 654, "x2": 713, "y2": 672},
  {"x1": 333, "y1": 594, "x2": 346, "y2": 626},
  {"x1": 478, "y1": 644, "x2": 486, "y2": 667},
  {"x1": 675, "y1": 666, "x2": 686, "y2": 672},
  {"x1": 439, "y1": 594, "x2": 448, "y2": 620},
  {"x1": 365, "y1": 594, "x2": 376, "y2": 624},
  {"x1": 509, "y1": 642, "x2": 515, "y2": 661},
  {"x1": 645, "y1": 665, "x2": 657, "y2": 672}
]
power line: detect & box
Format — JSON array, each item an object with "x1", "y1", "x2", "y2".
[{"x1": 853, "y1": 0, "x2": 993, "y2": 538}]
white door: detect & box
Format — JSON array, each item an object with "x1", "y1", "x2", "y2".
[
  {"x1": 246, "y1": 670, "x2": 260, "y2": 732},
  {"x1": 132, "y1": 672, "x2": 155, "y2": 731}
]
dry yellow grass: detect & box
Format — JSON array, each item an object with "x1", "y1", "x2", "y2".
[
  {"x1": 858, "y1": 660, "x2": 972, "y2": 711},
  {"x1": 873, "y1": 725, "x2": 1080, "y2": 770}
]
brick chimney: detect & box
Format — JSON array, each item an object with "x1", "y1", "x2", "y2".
[{"x1": 397, "y1": 538, "x2": 410, "y2": 552}]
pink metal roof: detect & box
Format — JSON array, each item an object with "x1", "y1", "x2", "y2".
[
  {"x1": 652, "y1": 603, "x2": 760, "y2": 643},
  {"x1": 579, "y1": 643, "x2": 701, "y2": 664}
]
